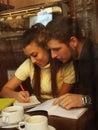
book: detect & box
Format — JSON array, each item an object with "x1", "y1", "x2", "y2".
[
  {"x1": 27, "y1": 98, "x2": 88, "y2": 119},
  {"x1": 0, "y1": 98, "x2": 15, "y2": 111},
  {"x1": 13, "y1": 95, "x2": 41, "y2": 109}
]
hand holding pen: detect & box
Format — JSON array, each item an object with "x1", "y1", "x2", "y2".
[{"x1": 17, "y1": 84, "x2": 30, "y2": 103}]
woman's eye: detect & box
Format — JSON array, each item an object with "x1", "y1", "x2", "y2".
[{"x1": 32, "y1": 53, "x2": 37, "y2": 57}]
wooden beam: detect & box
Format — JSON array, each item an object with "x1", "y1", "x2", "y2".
[{"x1": 0, "y1": 3, "x2": 14, "y2": 11}]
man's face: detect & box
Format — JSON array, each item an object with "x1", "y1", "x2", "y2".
[{"x1": 47, "y1": 39, "x2": 72, "y2": 63}]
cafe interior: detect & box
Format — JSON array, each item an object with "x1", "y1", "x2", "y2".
[{"x1": 0, "y1": 0, "x2": 98, "y2": 130}]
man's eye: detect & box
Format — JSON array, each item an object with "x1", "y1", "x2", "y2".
[{"x1": 53, "y1": 48, "x2": 60, "y2": 51}]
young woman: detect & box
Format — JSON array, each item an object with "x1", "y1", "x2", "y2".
[{"x1": 0, "y1": 23, "x2": 75, "y2": 103}]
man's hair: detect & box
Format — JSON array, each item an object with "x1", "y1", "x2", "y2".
[{"x1": 46, "y1": 16, "x2": 84, "y2": 45}]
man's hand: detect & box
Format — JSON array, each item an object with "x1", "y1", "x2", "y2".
[{"x1": 53, "y1": 93, "x2": 83, "y2": 109}]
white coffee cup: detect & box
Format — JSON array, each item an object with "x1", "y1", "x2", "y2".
[
  {"x1": 1, "y1": 106, "x2": 24, "y2": 125},
  {"x1": 18, "y1": 115, "x2": 49, "y2": 130}
]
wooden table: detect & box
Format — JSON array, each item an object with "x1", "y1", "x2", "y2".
[
  {"x1": 0, "y1": 109, "x2": 95, "y2": 130},
  {"x1": 48, "y1": 110, "x2": 95, "y2": 130}
]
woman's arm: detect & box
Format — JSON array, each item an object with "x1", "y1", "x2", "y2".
[{"x1": 0, "y1": 76, "x2": 30, "y2": 102}]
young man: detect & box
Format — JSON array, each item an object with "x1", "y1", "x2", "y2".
[{"x1": 46, "y1": 16, "x2": 98, "y2": 130}]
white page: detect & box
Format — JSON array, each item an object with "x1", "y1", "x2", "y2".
[
  {"x1": 27, "y1": 98, "x2": 88, "y2": 119},
  {"x1": 13, "y1": 95, "x2": 41, "y2": 109}
]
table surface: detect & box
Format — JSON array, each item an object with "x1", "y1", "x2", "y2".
[{"x1": 0, "y1": 109, "x2": 95, "y2": 130}]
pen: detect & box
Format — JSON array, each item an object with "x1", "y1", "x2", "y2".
[
  {"x1": 19, "y1": 84, "x2": 30, "y2": 101},
  {"x1": 19, "y1": 84, "x2": 25, "y2": 91}
]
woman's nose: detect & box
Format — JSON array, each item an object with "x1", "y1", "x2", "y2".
[{"x1": 30, "y1": 57, "x2": 36, "y2": 63}]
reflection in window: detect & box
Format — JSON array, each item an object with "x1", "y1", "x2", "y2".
[{"x1": 29, "y1": 6, "x2": 62, "y2": 27}]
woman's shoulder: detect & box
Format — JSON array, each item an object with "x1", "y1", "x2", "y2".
[
  {"x1": 63, "y1": 61, "x2": 74, "y2": 68},
  {"x1": 22, "y1": 58, "x2": 33, "y2": 66},
  {"x1": 60, "y1": 61, "x2": 74, "y2": 72},
  {"x1": 16, "y1": 58, "x2": 34, "y2": 71}
]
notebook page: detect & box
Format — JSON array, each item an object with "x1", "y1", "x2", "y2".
[{"x1": 27, "y1": 98, "x2": 88, "y2": 119}]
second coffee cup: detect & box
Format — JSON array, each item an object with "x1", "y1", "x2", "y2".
[{"x1": 18, "y1": 115, "x2": 49, "y2": 130}]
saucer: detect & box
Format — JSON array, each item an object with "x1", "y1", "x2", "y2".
[
  {"x1": 0, "y1": 114, "x2": 30, "y2": 128},
  {"x1": 18, "y1": 125, "x2": 56, "y2": 130},
  {"x1": 48, "y1": 125, "x2": 56, "y2": 130}
]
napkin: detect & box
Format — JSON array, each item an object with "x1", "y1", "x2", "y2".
[{"x1": 0, "y1": 98, "x2": 15, "y2": 111}]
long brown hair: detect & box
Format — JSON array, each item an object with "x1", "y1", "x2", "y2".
[{"x1": 33, "y1": 52, "x2": 63, "y2": 98}]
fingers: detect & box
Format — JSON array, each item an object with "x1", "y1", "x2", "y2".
[
  {"x1": 53, "y1": 93, "x2": 83, "y2": 110},
  {"x1": 22, "y1": 91, "x2": 29, "y2": 98},
  {"x1": 53, "y1": 93, "x2": 70, "y2": 105},
  {"x1": 59, "y1": 99, "x2": 74, "y2": 110},
  {"x1": 58, "y1": 94, "x2": 72, "y2": 109},
  {"x1": 17, "y1": 91, "x2": 30, "y2": 103}
]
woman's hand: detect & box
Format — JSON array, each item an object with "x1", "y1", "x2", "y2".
[
  {"x1": 16, "y1": 91, "x2": 30, "y2": 103},
  {"x1": 53, "y1": 93, "x2": 83, "y2": 109}
]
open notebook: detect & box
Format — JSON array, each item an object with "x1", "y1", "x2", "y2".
[
  {"x1": 27, "y1": 98, "x2": 88, "y2": 119},
  {"x1": 0, "y1": 98, "x2": 15, "y2": 111},
  {"x1": 13, "y1": 95, "x2": 41, "y2": 109}
]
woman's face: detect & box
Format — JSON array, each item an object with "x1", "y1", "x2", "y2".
[{"x1": 23, "y1": 42, "x2": 49, "y2": 67}]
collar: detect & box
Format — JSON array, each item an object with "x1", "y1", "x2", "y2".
[{"x1": 40, "y1": 63, "x2": 50, "y2": 69}]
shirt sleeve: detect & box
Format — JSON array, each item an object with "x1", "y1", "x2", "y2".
[
  {"x1": 63, "y1": 62, "x2": 76, "y2": 84},
  {"x1": 15, "y1": 59, "x2": 34, "y2": 81}
]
